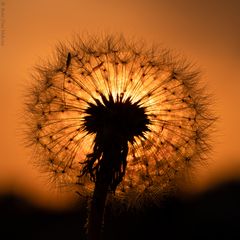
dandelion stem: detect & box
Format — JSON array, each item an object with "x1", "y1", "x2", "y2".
[{"x1": 87, "y1": 171, "x2": 109, "y2": 240}]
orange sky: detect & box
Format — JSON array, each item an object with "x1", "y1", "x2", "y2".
[{"x1": 0, "y1": 0, "x2": 240, "y2": 208}]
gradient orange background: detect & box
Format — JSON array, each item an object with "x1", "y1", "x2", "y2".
[{"x1": 0, "y1": 0, "x2": 239, "y2": 208}]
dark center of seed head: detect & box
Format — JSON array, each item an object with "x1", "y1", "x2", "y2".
[
  {"x1": 82, "y1": 93, "x2": 150, "y2": 190},
  {"x1": 83, "y1": 94, "x2": 150, "y2": 144}
]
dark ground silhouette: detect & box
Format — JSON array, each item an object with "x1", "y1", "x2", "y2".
[{"x1": 1, "y1": 179, "x2": 240, "y2": 240}]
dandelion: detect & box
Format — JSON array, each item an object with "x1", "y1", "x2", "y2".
[{"x1": 24, "y1": 34, "x2": 215, "y2": 240}]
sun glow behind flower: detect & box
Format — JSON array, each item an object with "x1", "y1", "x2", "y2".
[{"x1": 25, "y1": 35, "x2": 214, "y2": 206}]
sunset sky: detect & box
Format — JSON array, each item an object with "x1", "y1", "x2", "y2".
[{"x1": 0, "y1": 0, "x2": 239, "y2": 208}]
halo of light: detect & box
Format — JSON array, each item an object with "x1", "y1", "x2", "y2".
[{"x1": 24, "y1": 35, "x2": 214, "y2": 206}]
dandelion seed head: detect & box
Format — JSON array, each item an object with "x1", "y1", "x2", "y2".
[{"x1": 24, "y1": 34, "x2": 215, "y2": 207}]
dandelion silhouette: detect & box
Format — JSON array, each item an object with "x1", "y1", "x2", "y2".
[{"x1": 25, "y1": 34, "x2": 214, "y2": 240}]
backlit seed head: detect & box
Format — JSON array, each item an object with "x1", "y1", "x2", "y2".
[{"x1": 24, "y1": 34, "x2": 215, "y2": 207}]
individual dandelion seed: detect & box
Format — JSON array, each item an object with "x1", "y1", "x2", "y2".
[{"x1": 24, "y1": 34, "x2": 215, "y2": 240}]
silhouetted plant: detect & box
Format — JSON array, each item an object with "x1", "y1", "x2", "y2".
[{"x1": 24, "y1": 34, "x2": 215, "y2": 240}]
